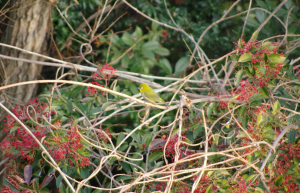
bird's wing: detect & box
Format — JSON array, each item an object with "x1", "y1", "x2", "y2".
[{"x1": 143, "y1": 90, "x2": 160, "y2": 103}]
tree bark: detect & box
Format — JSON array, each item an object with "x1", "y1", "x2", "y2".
[{"x1": 0, "y1": 0, "x2": 51, "y2": 187}]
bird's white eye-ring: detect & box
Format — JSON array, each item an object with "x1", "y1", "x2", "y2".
[{"x1": 141, "y1": 87, "x2": 143, "y2": 90}]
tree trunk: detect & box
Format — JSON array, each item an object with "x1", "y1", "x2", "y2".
[{"x1": 0, "y1": 0, "x2": 51, "y2": 187}]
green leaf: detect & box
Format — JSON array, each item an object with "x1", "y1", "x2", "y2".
[
  {"x1": 116, "y1": 132, "x2": 125, "y2": 146},
  {"x1": 174, "y1": 56, "x2": 190, "y2": 74},
  {"x1": 158, "y1": 58, "x2": 172, "y2": 75},
  {"x1": 78, "y1": 167, "x2": 89, "y2": 179},
  {"x1": 153, "y1": 47, "x2": 170, "y2": 56},
  {"x1": 142, "y1": 48, "x2": 155, "y2": 60},
  {"x1": 193, "y1": 125, "x2": 204, "y2": 139},
  {"x1": 272, "y1": 100, "x2": 281, "y2": 115},
  {"x1": 261, "y1": 86, "x2": 269, "y2": 98},
  {"x1": 255, "y1": 10, "x2": 265, "y2": 23},
  {"x1": 143, "y1": 133, "x2": 153, "y2": 147},
  {"x1": 9, "y1": 126, "x2": 19, "y2": 134},
  {"x1": 207, "y1": 102, "x2": 215, "y2": 118},
  {"x1": 239, "y1": 106, "x2": 246, "y2": 116},
  {"x1": 235, "y1": 70, "x2": 244, "y2": 86},
  {"x1": 246, "y1": 174, "x2": 257, "y2": 182},
  {"x1": 59, "y1": 183, "x2": 66, "y2": 193},
  {"x1": 238, "y1": 53, "x2": 252, "y2": 62},
  {"x1": 250, "y1": 30, "x2": 260, "y2": 41},
  {"x1": 134, "y1": 26, "x2": 143, "y2": 39},
  {"x1": 275, "y1": 175, "x2": 283, "y2": 186},
  {"x1": 116, "y1": 175, "x2": 133, "y2": 181},
  {"x1": 257, "y1": 111, "x2": 263, "y2": 126},
  {"x1": 254, "y1": 187, "x2": 265, "y2": 193},
  {"x1": 205, "y1": 184, "x2": 212, "y2": 193},
  {"x1": 80, "y1": 152, "x2": 90, "y2": 157},
  {"x1": 247, "y1": 66, "x2": 255, "y2": 76},
  {"x1": 148, "y1": 150, "x2": 162, "y2": 162},
  {"x1": 122, "y1": 32, "x2": 135, "y2": 46},
  {"x1": 3, "y1": 177, "x2": 19, "y2": 192},
  {"x1": 267, "y1": 54, "x2": 286, "y2": 65},
  {"x1": 151, "y1": 20, "x2": 159, "y2": 31},
  {"x1": 121, "y1": 162, "x2": 132, "y2": 174},
  {"x1": 238, "y1": 38, "x2": 243, "y2": 48},
  {"x1": 92, "y1": 189, "x2": 103, "y2": 193},
  {"x1": 68, "y1": 86, "x2": 83, "y2": 99},
  {"x1": 101, "y1": 101, "x2": 113, "y2": 111},
  {"x1": 256, "y1": 66, "x2": 266, "y2": 78},
  {"x1": 288, "y1": 129, "x2": 297, "y2": 144},
  {"x1": 250, "y1": 93, "x2": 266, "y2": 101},
  {"x1": 142, "y1": 41, "x2": 159, "y2": 50},
  {"x1": 121, "y1": 54, "x2": 129, "y2": 68},
  {"x1": 33, "y1": 180, "x2": 40, "y2": 193},
  {"x1": 246, "y1": 16, "x2": 260, "y2": 28},
  {"x1": 58, "y1": 95, "x2": 68, "y2": 104}
]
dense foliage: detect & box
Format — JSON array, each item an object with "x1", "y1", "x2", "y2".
[{"x1": 1, "y1": 0, "x2": 300, "y2": 193}]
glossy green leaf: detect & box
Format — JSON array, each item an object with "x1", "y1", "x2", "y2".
[
  {"x1": 121, "y1": 162, "x2": 132, "y2": 174},
  {"x1": 235, "y1": 70, "x2": 244, "y2": 86},
  {"x1": 268, "y1": 54, "x2": 286, "y2": 65},
  {"x1": 153, "y1": 47, "x2": 170, "y2": 56},
  {"x1": 250, "y1": 30, "x2": 260, "y2": 41},
  {"x1": 33, "y1": 180, "x2": 40, "y2": 193},
  {"x1": 158, "y1": 58, "x2": 172, "y2": 74},
  {"x1": 275, "y1": 175, "x2": 283, "y2": 186},
  {"x1": 238, "y1": 38, "x2": 243, "y2": 48},
  {"x1": 148, "y1": 150, "x2": 163, "y2": 162},
  {"x1": 116, "y1": 175, "x2": 133, "y2": 181},
  {"x1": 206, "y1": 102, "x2": 215, "y2": 118},
  {"x1": 142, "y1": 48, "x2": 155, "y2": 60},
  {"x1": 205, "y1": 184, "x2": 212, "y2": 193},
  {"x1": 134, "y1": 26, "x2": 143, "y2": 39},
  {"x1": 261, "y1": 86, "x2": 269, "y2": 98},
  {"x1": 116, "y1": 132, "x2": 125, "y2": 146},
  {"x1": 238, "y1": 53, "x2": 252, "y2": 62},
  {"x1": 272, "y1": 100, "x2": 281, "y2": 115},
  {"x1": 256, "y1": 66, "x2": 266, "y2": 78},
  {"x1": 288, "y1": 129, "x2": 297, "y2": 144},
  {"x1": 174, "y1": 56, "x2": 190, "y2": 74},
  {"x1": 151, "y1": 20, "x2": 159, "y2": 31},
  {"x1": 122, "y1": 32, "x2": 135, "y2": 46},
  {"x1": 9, "y1": 126, "x2": 19, "y2": 134},
  {"x1": 250, "y1": 93, "x2": 266, "y2": 101},
  {"x1": 59, "y1": 183, "x2": 66, "y2": 193},
  {"x1": 142, "y1": 41, "x2": 159, "y2": 50},
  {"x1": 255, "y1": 10, "x2": 265, "y2": 23},
  {"x1": 193, "y1": 125, "x2": 203, "y2": 139},
  {"x1": 56, "y1": 175, "x2": 63, "y2": 188},
  {"x1": 78, "y1": 167, "x2": 89, "y2": 179},
  {"x1": 3, "y1": 177, "x2": 19, "y2": 192},
  {"x1": 239, "y1": 106, "x2": 246, "y2": 116},
  {"x1": 68, "y1": 86, "x2": 83, "y2": 99},
  {"x1": 101, "y1": 101, "x2": 113, "y2": 111},
  {"x1": 121, "y1": 53, "x2": 129, "y2": 67},
  {"x1": 257, "y1": 111, "x2": 263, "y2": 126}
]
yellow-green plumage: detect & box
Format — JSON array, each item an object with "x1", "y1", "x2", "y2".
[{"x1": 138, "y1": 83, "x2": 166, "y2": 104}]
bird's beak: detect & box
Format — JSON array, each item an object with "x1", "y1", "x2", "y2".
[{"x1": 137, "y1": 87, "x2": 139, "y2": 89}]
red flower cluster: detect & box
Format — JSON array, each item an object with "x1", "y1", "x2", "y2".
[
  {"x1": 163, "y1": 135, "x2": 187, "y2": 157},
  {"x1": 87, "y1": 82, "x2": 107, "y2": 96},
  {"x1": 97, "y1": 127, "x2": 111, "y2": 143},
  {"x1": 0, "y1": 99, "x2": 50, "y2": 162},
  {"x1": 93, "y1": 38, "x2": 101, "y2": 47},
  {"x1": 265, "y1": 142, "x2": 300, "y2": 192},
  {"x1": 93, "y1": 63, "x2": 117, "y2": 81}
]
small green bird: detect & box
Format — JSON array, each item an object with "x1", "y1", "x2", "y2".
[{"x1": 138, "y1": 83, "x2": 166, "y2": 104}]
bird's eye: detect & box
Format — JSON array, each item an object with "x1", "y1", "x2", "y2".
[{"x1": 141, "y1": 87, "x2": 143, "y2": 90}]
